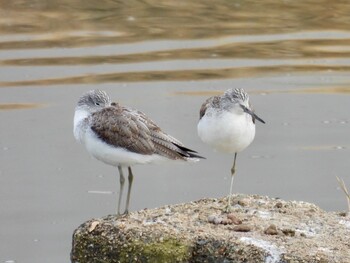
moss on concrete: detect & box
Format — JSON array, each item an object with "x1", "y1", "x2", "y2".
[
  {"x1": 71, "y1": 220, "x2": 191, "y2": 263},
  {"x1": 71, "y1": 195, "x2": 350, "y2": 263},
  {"x1": 118, "y1": 238, "x2": 190, "y2": 262}
]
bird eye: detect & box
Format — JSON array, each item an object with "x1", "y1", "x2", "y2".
[{"x1": 95, "y1": 102, "x2": 100, "y2": 106}]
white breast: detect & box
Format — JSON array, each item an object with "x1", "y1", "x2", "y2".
[
  {"x1": 73, "y1": 109, "x2": 89, "y2": 143},
  {"x1": 197, "y1": 110, "x2": 255, "y2": 154}
]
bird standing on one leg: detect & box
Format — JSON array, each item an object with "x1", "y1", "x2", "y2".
[
  {"x1": 74, "y1": 89, "x2": 204, "y2": 215},
  {"x1": 197, "y1": 88, "x2": 265, "y2": 211}
]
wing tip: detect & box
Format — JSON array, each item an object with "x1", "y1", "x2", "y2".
[{"x1": 173, "y1": 143, "x2": 206, "y2": 160}]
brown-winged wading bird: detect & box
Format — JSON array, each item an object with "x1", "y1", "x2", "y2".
[{"x1": 74, "y1": 89, "x2": 204, "y2": 214}]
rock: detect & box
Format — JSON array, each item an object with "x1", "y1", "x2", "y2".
[
  {"x1": 227, "y1": 213, "x2": 242, "y2": 225},
  {"x1": 71, "y1": 194, "x2": 350, "y2": 263},
  {"x1": 275, "y1": 202, "x2": 283, "y2": 208},
  {"x1": 232, "y1": 224, "x2": 252, "y2": 232},
  {"x1": 282, "y1": 228, "x2": 296, "y2": 237},
  {"x1": 338, "y1": 211, "x2": 348, "y2": 217},
  {"x1": 264, "y1": 224, "x2": 278, "y2": 235},
  {"x1": 237, "y1": 198, "x2": 250, "y2": 207},
  {"x1": 208, "y1": 213, "x2": 241, "y2": 226}
]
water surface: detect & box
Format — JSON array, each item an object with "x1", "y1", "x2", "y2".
[{"x1": 1, "y1": 0, "x2": 350, "y2": 262}]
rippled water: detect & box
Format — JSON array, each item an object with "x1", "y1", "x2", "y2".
[{"x1": 1, "y1": 0, "x2": 350, "y2": 262}]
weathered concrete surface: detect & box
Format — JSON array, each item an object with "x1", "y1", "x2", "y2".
[{"x1": 71, "y1": 194, "x2": 350, "y2": 262}]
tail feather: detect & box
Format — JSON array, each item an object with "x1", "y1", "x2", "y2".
[{"x1": 173, "y1": 143, "x2": 206, "y2": 159}]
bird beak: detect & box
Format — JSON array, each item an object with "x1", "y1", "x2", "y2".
[{"x1": 240, "y1": 105, "x2": 265, "y2": 124}]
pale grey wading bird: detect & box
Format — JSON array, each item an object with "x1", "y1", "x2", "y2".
[
  {"x1": 197, "y1": 88, "x2": 265, "y2": 211},
  {"x1": 74, "y1": 90, "x2": 204, "y2": 215}
]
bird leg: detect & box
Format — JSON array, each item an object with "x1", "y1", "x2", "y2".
[
  {"x1": 117, "y1": 165, "x2": 125, "y2": 215},
  {"x1": 124, "y1": 166, "x2": 134, "y2": 214},
  {"x1": 226, "y1": 152, "x2": 237, "y2": 212}
]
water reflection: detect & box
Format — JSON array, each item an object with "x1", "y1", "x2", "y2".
[
  {"x1": 1, "y1": 64, "x2": 350, "y2": 87},
  {"x1": 1, "y1": 1, "x2": 350, "y2": 86},
  {"x1": 0, "y1": 103, "x2": 44, "y2": 110},
  {"x1": 2, "y1": 0, "x2": 350, "y2": 42},
  {"x1": 173, "y1": 86, "x2": 350, "y2": 96}
]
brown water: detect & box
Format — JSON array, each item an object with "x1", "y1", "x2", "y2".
[{"x1": 1, "y1": 0, "x2": 350, "y2": 262}]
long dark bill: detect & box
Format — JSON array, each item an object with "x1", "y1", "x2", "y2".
[{"x1": 241, "y1": 105, "x2": 265, "y2": 124}]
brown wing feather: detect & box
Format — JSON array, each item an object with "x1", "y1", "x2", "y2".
[
  {"x1": 90, "y1": 105, "x2": 199, "y2": 160},
  {"x1": 90, "y1": 106, "x2": 155, "y2": 155},
  {"x1": 131, "y1": 109, "x2": 192, "y2": 160},
  {"x1": 199, "y1": 96, "x2": 220, "y2": 119}
]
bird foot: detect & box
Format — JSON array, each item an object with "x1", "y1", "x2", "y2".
[
  {"x1": 224, "y1": 204, "x2": 233, "y2": 213},
  {"x1": 224, "y1": 198, "x2": 233, "y2": 213}
]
